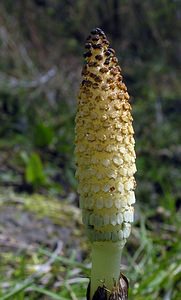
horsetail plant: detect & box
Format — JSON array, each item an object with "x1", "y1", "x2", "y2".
[{"x1": 75, "y1": 28, "x2": 136, "y2": 299}]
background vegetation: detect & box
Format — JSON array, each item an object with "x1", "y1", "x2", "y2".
[{"x1": 0, "y1": 1, "x2": 180, "y2": 299}]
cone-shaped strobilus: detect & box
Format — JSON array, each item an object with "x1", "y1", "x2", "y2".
[{"x1": 75, "y1": 28, "x2": 136, "y2": 300}]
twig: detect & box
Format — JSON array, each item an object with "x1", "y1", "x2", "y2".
[{"x1": 0, "y1": 67, "x2": 57, "y2": 90}]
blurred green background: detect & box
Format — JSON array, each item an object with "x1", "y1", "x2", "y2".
[{"x1": 0, "y1": 1, "x2": 180, "y2": 299}]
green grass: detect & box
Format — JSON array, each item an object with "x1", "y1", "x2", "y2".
[
  {"x1": 0, "y1": 203, "x2": 180, "y2": 299},
  {"x1": 0, "y1": 248, "x2": 89, "y2": 300}
]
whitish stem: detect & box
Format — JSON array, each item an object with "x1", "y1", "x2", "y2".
[{"x1": 90, "y1": 241, "x2": 123, "y2": 299}]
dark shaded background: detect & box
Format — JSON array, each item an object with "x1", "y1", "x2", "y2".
[{"x1": 0, "y1": 1, "x2": 181, "y2": 299}]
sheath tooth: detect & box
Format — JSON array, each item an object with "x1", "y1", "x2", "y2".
[
  {"x1": 117, "y1": 213, "x2": 123, "y2": 224},
  {"x1": 105, "y1": 199, "x2": 113, "y2": 208},
  {"x1": 95, "y1": 215, "x2": 102, "y2": 227},
  {"x1": 127, "y1": 191, "x2": 136, "y2": 205},
  {"x1": 102, "y1": 184, "x2": 110, "y2": 192},
  {"x1": 79, "y1": 196, "x2": 84, "y2": 209},
  {"x1": 82, "y1": 213, "x2": 89, "y2": 225},
  {"x1": 118, "y1": 230, "x2": 123, "y2": 240},
  {"x1": 106, "y1": 232, "x2": 112, "y2": 240},
  {"x1": 92, "y1": 185, "x2": 100, "y2": 193},
  {"x1": 103, "y1": 215, "x2": 110, "y2": 225},
  {"x1": 124, "y1": 180, "x2": 134, "y2": 191},
  {"x1": 88, "y1": 198, "x2": 94, "y2": 209},
  {"x1": 89, "y1": 214, "x2": 95, "y2": 226},
  {"x1": 110, "y1": 214, "x2": 117, "y2": 226},
  {"x1": 124, "y1": 207, "x2": 134, "y2": 222},
  {"x1": 117, "y1": 182, "x2": 124, "y2": 193},
  {"x1": 123, "y1": 223, "x2": 131, "y2": 239},
  {"x1": 96, "y1": 198, "x2": 104, "y2": 209},
  {"x1": 115, "y1": 199, "x2": 121, "y2": 209},
  {"x1": 112, "y1": 231, "x2": 119, "y2": 242}
]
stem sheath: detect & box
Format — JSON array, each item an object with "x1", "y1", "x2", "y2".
[{"x1": 90, "y1": 241, "x2": 123, "y2": 299}]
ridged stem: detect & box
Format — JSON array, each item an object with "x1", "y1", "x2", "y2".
[{"x1": 90, "y1": 241, "x2": 123, "y2": 299}]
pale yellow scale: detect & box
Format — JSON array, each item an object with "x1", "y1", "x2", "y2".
[{"x1": 75, "y1": 29, "x2": 136, "y2": 243}]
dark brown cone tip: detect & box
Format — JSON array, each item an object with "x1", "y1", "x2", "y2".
[
  {"x1": 91, "y1": 28, "x2": 106, "y2": 36},
  {"x1": 83, "y1": 27, "x2": 116, "y2": 63},
  {"x1": 86, "y1": 273, "x2": 129, "y2": 300},
  {"x1": 81, "y1": 27, "x2": 125, "y2": 97}
]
